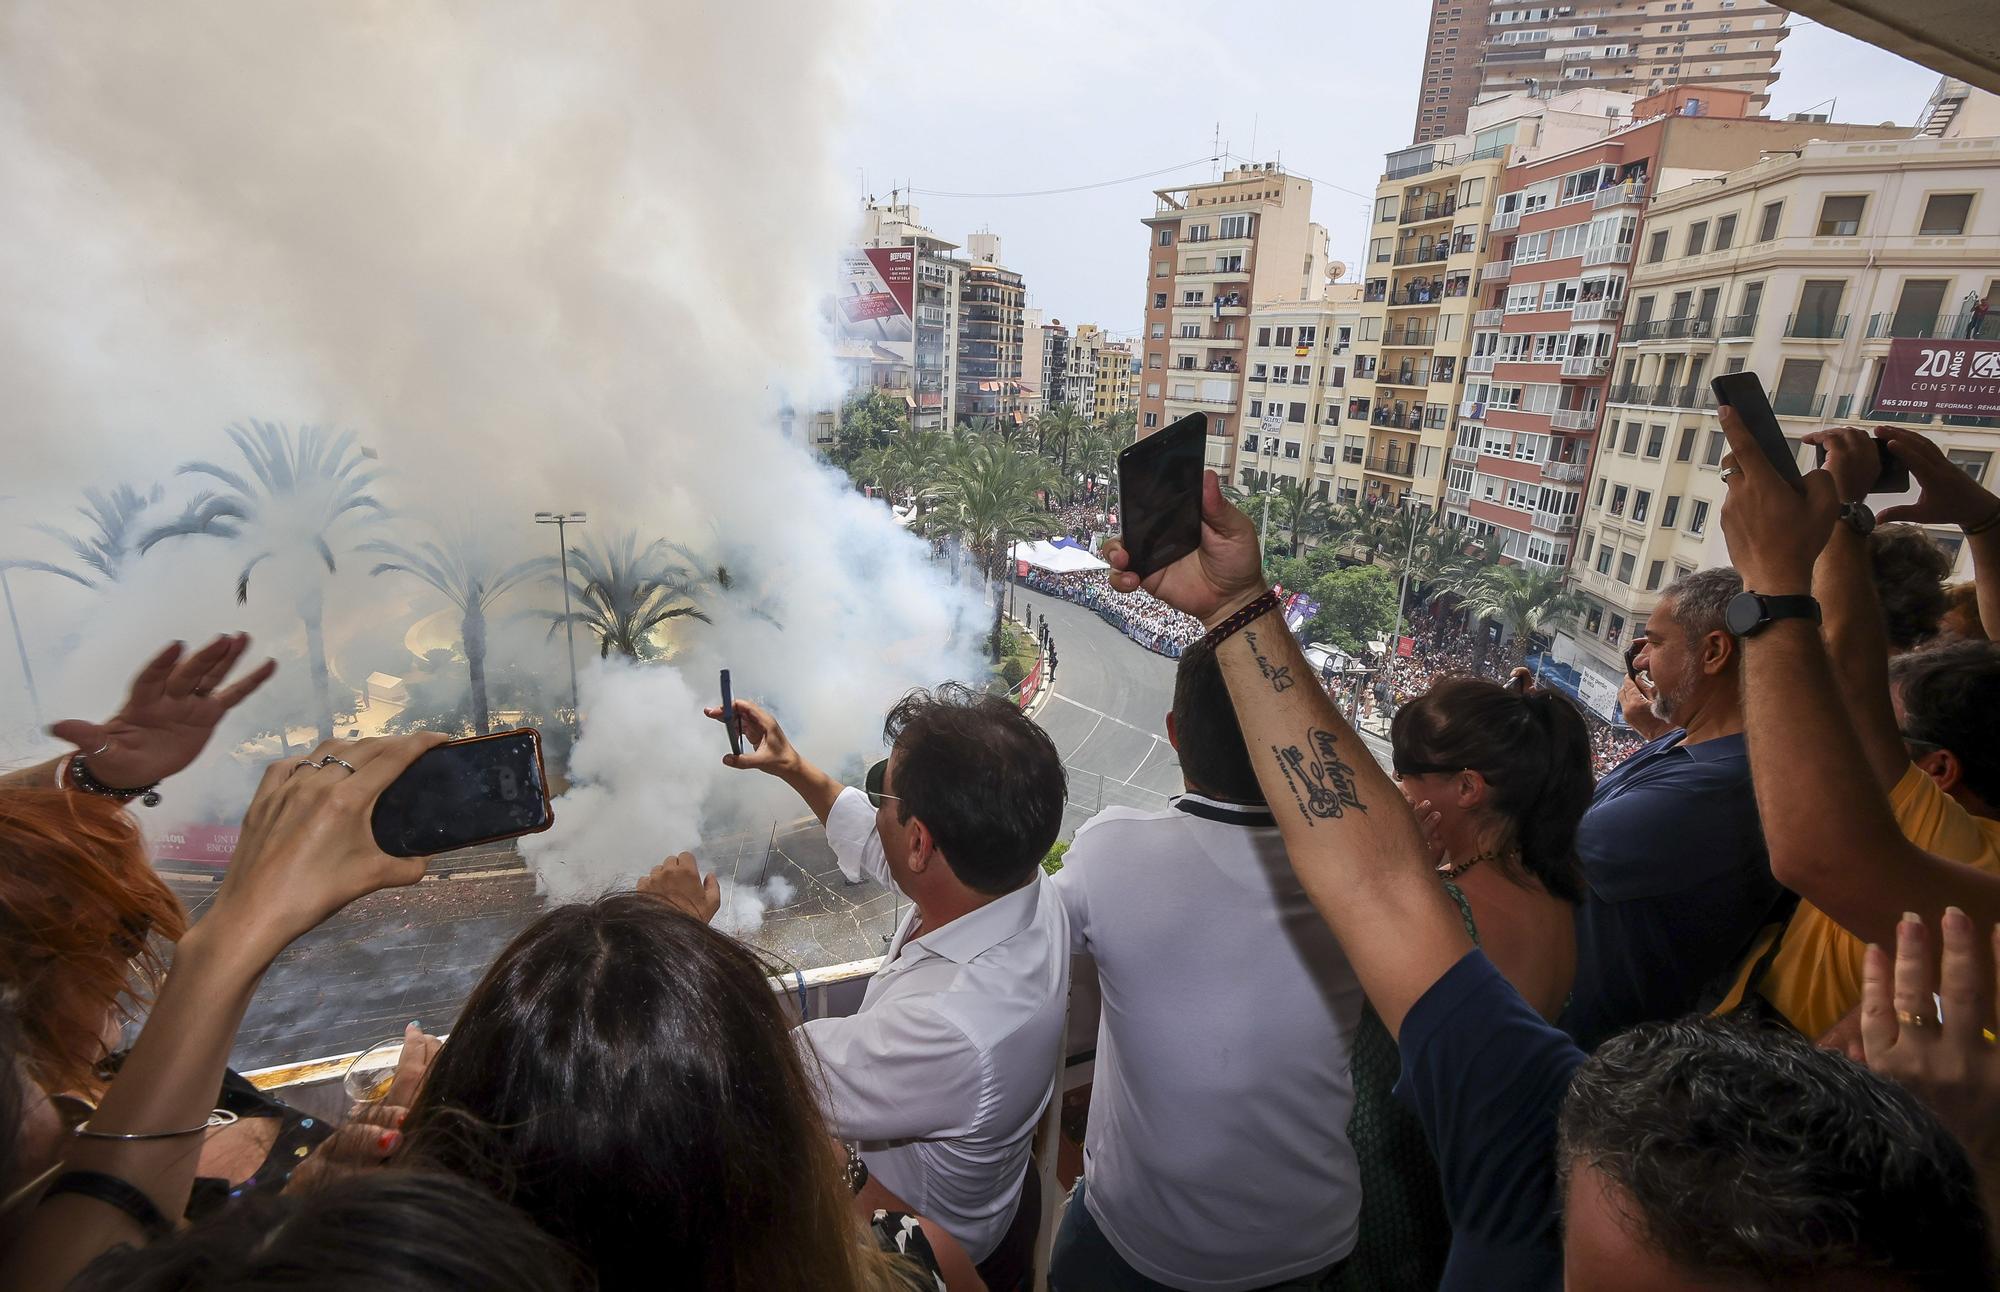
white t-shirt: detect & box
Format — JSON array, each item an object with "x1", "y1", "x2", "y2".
[{"x1": 1053, "y1": 793, "x2": 1365, "y2": 1291}]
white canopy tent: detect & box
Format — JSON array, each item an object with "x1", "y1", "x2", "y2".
[{"x1": 1010, "y1": 538, "x2": 1108, "y2": 574}]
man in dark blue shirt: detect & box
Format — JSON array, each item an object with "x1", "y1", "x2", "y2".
[{"x1": 1562, "y1": 568, "x2": 1783, "y2": 1051}]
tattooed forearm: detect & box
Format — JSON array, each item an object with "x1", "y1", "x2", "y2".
[
  {"x1": 1270, "y1": 727, "x2": 1368, "y2": 826},
  {"x1": 1243, "y1": 629, "x2": 1297, "y2": 693}
]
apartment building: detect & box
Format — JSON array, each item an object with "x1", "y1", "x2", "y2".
[
  {"x1": 1094, "y1": 339, "x2": 1138, "y2": 421},
  {"x1": 1562, "y1": 127, "x2": 2000, "y2": 691},
  {"x1": 1413, "y1": 0, "x2": 1791, "y2": 142},
  {"x1": 1137, "y1": 164, "x2": 1329, "y2": 467},
  {"x1": 858, "y1": 200, "x2": 962, "y2": 431},
  {"x1": 1352, "y1": 91, "x2": 1638, "y2": 514},
  {"x1": 1065, "y1": 322, "x2": 1108, "y2": 413},
  {"x1": 1229, "y1": 290, "x2": 1365, "y2": 503},
  {"x1": 957, "y1": 231, "x2": 1028, "y2": 426},
  {"x1": 1454, "y1": 88, "x2": 1901, "y2": 570},
  {"x1": 1019, "y1": 307, "x2": 1046, "y2": 417}
]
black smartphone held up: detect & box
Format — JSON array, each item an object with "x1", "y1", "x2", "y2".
[
  {"x1": 1116, "y1": 411, "x2": 1206, "y2": 580},
  {"x1": 1710, "y1": 372, "x2": 1805, "y2": 495},
  {"x1": 1813, "y1": 439, "x2": 1911, "y2": 496},
  {"x1": 370, "y1": 728, "x2": 554, "y2": 858},
  {"x1": 719, "y1": 669, "x2": 742, "y2": 756}
]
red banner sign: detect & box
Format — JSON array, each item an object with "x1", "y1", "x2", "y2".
[
  {"x1": 1396, "y1": 635, "x2": 1415, "y2": 658},
  {"x1": 1874, "y1": 339, "x2": 2000, "y2": 418}
]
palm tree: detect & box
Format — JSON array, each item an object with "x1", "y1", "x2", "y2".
[
  {"x1": 7, "y1": 483, "x2": 167, "y2": 589},
  {"x1": 141, "y1": 422, "x2": 384, "y2": 742},
  {"x1": 1074, "y1": 412, "x2": 1131, "y2": 517},
  {"x1": 363, "y1": 530, "x2": 548, "y2": 735},
  {"x1": 539, "y1": 532, "x2": 711, "y2": 661},
  {"x1": 1264, "y1": 479, "x2": 1336, "y2": 558},
  {"x1": 927, "y1": 437, "x2": 1053, "y2": 662},
  {"x1": 1032, "y1": 405, "x2": 1090, "y2": 503},
  {"x1": 1460, "y1": 565, "x2": 1590, "y2": 669}
]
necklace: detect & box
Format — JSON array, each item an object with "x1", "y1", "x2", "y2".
[{"x1": 1436, "y1": 848, "x2": 1517, "y2": 882}]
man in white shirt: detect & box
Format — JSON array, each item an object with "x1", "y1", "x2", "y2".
[
  {"x1": 708, "y1": 685, "x2": 1069, "y2": 1285},
  {"x1": 1048, "y1": 637, "x2": 1366, "y2": 1291}
]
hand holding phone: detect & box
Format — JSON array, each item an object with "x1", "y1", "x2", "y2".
[
  {"x1": 369, "y1": 728, "x2": 553, "y2": 858},
  {"x1": 1811, "y1": 435, "x2": 1910, "y2": 497},
  {"x1": 1711, "y1": 372, "x2": 1805, "y2": 495},
  {"x1": 719, "y1": 669, "x2": 742, "y2": 756}
]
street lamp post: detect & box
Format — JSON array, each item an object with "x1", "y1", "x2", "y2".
[
  {"x1": 534, "y1": 510, "x2": 587, "y2": 727},
  {"x1": 1386, "y1": 501, "x2": 1425, "y2": 680},
  {"x1": 0, "y1": 568, "x2": 42, "y2": 729}
]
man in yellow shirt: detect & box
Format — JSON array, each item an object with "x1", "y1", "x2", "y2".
[{"x1": 1739, "y1": 425, "x2": 2000, "y2": 1036}]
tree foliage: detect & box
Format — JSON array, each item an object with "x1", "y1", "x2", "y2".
[{"x1": 1302, "y1": 564, "x2": 1398, "y2": 655}]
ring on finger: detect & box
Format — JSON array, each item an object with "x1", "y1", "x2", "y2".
[
  {"x1": 292, "y1": 760, "x2": 321, "y2": 775},
  {"x1": 318, "y1": 756, "x2": 359, "y2": 775},
  {"x1": 1719, "y1": 466, "x2": 1739, "y2": 482},
  {"x1": 1896, "y1": 1009, "x2": 1929, "y2": 1028}
]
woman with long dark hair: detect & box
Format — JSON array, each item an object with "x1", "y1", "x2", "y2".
[{"x1": 400, "y1": 894, "x2": 962, "y2": 1292}]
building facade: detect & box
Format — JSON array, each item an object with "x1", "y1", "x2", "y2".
[
  {"x1": 1561, "y1": 129, "x2": 2000, "y2": 691},
  {"x1": 1413, "y1": 1, "x2": 1791, "y2": 143},
  {"x1": 1230, "y1": 292, "x2": 1365, "y2": 505},
  {"x1": 1095, "y1": 339, "x2": 1138, "y2": 421},
  {"x1": 1137, "y1": 164, "x2": 1329, "y2": 465},
  {"x1": 858, "y1": 200, "x2": 962, "y2": 432},
  {"x1": 957, "y1": 231, "x2": 1028, "y2": 426}
]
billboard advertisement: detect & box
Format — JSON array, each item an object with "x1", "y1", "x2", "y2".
[
  {"x1": 837, "y1": 247, "x2": 915, "y2": 367},
  {"x1": 1873, "y1": 339, "x2": 2000, "y2": 419}
]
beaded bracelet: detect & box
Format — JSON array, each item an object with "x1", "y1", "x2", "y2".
[
  {"x1": 65, "y1": 752, "x2": 163, "y2": 807},
  {"x1": 1202, "y1": 589, "x2": 1282, "y2": 650}
]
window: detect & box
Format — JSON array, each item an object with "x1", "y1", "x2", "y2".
[
  {"x1": 1298, "y1": 326, "x2": 1317, "y2": 346},
  {"x1": 1155, "y1": 260, "x2": 1169, "y2": 277},
  {"x1": 1621, "y1": 422, "x2": 1642, "y2": 454},
  {"x1": 1377, "y1": 196, "x2": 1400, "y2": 223},
  {"x1": 1181, "y1": 290, "x2": 1204, "y2": 305},
  {"x1": 1595, "y1": 544, "x2": 1615, "y2": 574},
  {"x1": 1757, "y1": 202, "x2": 1782, "y2": 242},
  {"x1": 1704, "y1": 429, "x2": 1725, "y2": 466},
  {"x1": 1633, "y1": 490, "x2": 1651, "y2": 523},
  {"x1": 1153, "y1": 292, "x2": 1167, "y2": 309},
  {"x1": 1661, "y1": 495, "x2": 1681, "y2": 528},
  {"x1": 1288, "y1": 402, "x2": 1307, "y2": 423},
  {"x1": 1645, "y1": 229, "x2": 1669, "y2": 263},
  {"x1": 1816, "y1": 195, "x2": 1865, "y2": 237},
  {"x1": 1157, "y1": 228, "x2": 1173, "y2": 246},
  {"x1": 1890, "y1": 279, "x2": 1950, "y2": 337},
  {"x1": 1646, "y1": 560, "x2": 1665, "y2": 591},
  {"x1": 1284, "y1": 442, "x2": 1301, "y2": 460},
  {"x1": 1585, "y1": 603, "x2": 1604, "y2": 632},
  {"x1": 1644, "y1": 424, "x2": 1666, "y2": 459},
  {"x1": 1688, "y1": 499, "x2": 1710, "y2": 535},
  {"x1": 1251, "y1": 365, "x2": 1268, "y2": 383},
  {"x1": 1685, "y1": 221, "x2": 1709, "y2": 256},
  {"x1": 1149, "y1": 323, "x2": 1165, "y2": 339},
  {"x1": 1248, "y1": 398, "x2": 1263, "y2": 417},
  {"x1": 1607, "y1": 613, "x2": 1626, "y2": 645},
  {"x1": 1148, "y1": 353, "x2": 1163, "y2": 369},
  {"x1": 1220, "y1": 214, "x2": 1251, "y2": 238},
  {"x1": 1675, "y1": 426, "x2": 1695, "y2": 462},
  {"x1": 1275, "y1": 327, "x2": 1294, "y2": 347},
  {"x1": 1610, "y1": 484, "x2": 1629, "y2": 515},
  {"x1": 1595, "y1": 477, "x2": 1608, "y2": 505},
  {"x1": 1144, "y1": 412, "x2": 1159, "y2": 428},
  {"x1": 1617, "y1": 551, "x2": 1636, "y2": 584},
  {"x1": 1947, "y1": 448, "x2": 1991, "y2": 485},
  {"x1": 1714, "y1": 213, "x2": 1737, "y2": 250},
  {"x1": 1920, "y1": 193, "x2": 1974, "y2": 236},
  {"x1": 1257, "y1": 327, "x2": 1272, "y2": 346}
]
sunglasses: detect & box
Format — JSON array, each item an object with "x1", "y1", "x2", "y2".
[{"x1": 864, "y1": 759, "x2": 904, "y2": 809}]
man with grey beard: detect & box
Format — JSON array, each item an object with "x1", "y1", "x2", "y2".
[{"x1": 1558, "y1": 567, "x2": 1784, "y2": 1051}]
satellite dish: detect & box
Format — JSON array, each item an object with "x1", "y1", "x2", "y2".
[{"x1": 1328, "y1": 260, "x2": 1348, "y2": 281}]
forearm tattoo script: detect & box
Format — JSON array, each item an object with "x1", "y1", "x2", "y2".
[
  {"x1": 1271, "y1": 727, "x2": 1367, "y2": 825},
  {"x1": 1244, "y1": 629, "x2": 1296, "y2": 693}
]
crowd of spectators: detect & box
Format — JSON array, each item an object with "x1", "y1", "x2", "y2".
[
  {"x1": 4, "y1": 416, "x2": 2000, "y2": 1292},
  {"x1": 1021, "y1": 568, "x2": 1204, "y2": 658}
]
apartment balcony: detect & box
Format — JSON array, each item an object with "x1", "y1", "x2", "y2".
[
  {"x1": 1571, "y1": 297, "x2": 1624, "y2": 324},
  {"x1": 1865, "y1": 311, "x2": 1979, "y2": 340},
  {"x1": 1383, "y1": 328, "x2": 1439, "y2": 348},
  {"x1": 1460, "y1": 398, "x2": 1488, "y2": 419},
  {"x1": 1490, "y1": 208, "x2": 1524, "y2": 232},
  {"x1": 1393, "y1": 244, "x2": 1451, "y2": 267},
  {"x1": 1363, "y1": 281, "x2": 1388, "y2": 303},
  {"x1": 1650, "y1": 382, "x2": 1705, "y2": 410},
  {"x1": 1481, "y1": 259, "x2": 1513, "y2": 283},
  {"x1": 1400, "y1": 197, "x2": 1458, "y2": 225},
  {"x1": 1582, "y1": 243, "x2": 1633, "y2": 267},
  {"x1": 1364, "y1": 452, "x2": 1418, "y2": 478},
  {"x1": 1473, "y1": 308, "x2": 1504, "y2": 328},
  {"x1": 1372, "y1": 408, "x2": 1426, "y2": 431},
  {"x1": 1720, "y1": 312, "x2": 1759, "y2": 339},
  {"x1": 1377, "y1": 371, "x2": 1428, "y2": 391},
  {"x1": 1606, "y1": 381, "x2": 1643, "y2": 405},
  {"x1": 1541, "y1": 460, "x2": 1589, "y2": 483},
  {"x1": 1784, "y1": 313, "x2": 1849, "y2": 340},
  {"x1": 1467, "y1": 354, "x2": 1497, "y2": 374},
  {"x1": 1446, "y1": 486, "x2": 1472, "y2": 507},
  {"x1": 1450, "y1": 444, "x2": 1480, "y2": 464},
  {"x1": 1561, "y1": 356, "x2": 1612, "y2": 379},
  {"x1": 1533, "y1": 509, "x2": 1580, "y2": 534},
  {"x1": 1592, "y1": 181, "x2": 1647, "y2": 210},
  {"x1": 1550, "y1": 407, "x2": 1598, "y2": 432},
  {"x1": 1773, "y1": 391, "x2": 1827, "y2": 419}
]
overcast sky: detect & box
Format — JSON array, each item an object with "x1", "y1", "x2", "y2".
[{"x1": 836, "y1": 1, "x2": 1944, "y2": 340}]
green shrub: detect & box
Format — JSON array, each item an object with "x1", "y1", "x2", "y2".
[{"x1": 1041, "y1": 840, "x2": 1069, "y2": 875}]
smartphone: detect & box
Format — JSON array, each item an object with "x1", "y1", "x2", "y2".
[
  {"x1": 719, "y1": 669, "x2": 742, "y2": 756},
  {"x1": 370, "y1": 728, "x2": 553, "y2": 858},
  {"x1": 1710, "y1": 372, "x2": 1805, "y2": 495},
  {"x1": 1813, "y1": 439, "x2": 1911, "y2": 496},
  {"x1": 1116, "y1": 411, "x2": 1206, "y2": 579}
]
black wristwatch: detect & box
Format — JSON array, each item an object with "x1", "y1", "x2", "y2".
[
  {"x1": 1838, "y1": 500, "x2": 1876, "y2": 536},
  {"x1": 1724, "y1": 591, "x2": 1821, "y2": 638}
]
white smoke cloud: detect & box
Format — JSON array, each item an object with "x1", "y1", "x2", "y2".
[{"x1": 0, "y1": 3, "x2": 983, "y2": 919}]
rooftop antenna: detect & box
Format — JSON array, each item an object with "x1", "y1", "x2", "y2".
[
  {"x1": 1250, "y1": 113, "x2": 1259, "y2": 162},
  {"x1": 1212, "y1": 122, "x2": 1221, "y2": 179}
]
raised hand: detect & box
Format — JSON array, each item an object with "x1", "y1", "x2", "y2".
[
  {"x1": 1101, "y1": 469, "x2": 1265, "y2": 627},
  {"x1": 1716, "y1": 404, "x2": 1840, "y2": 594},
  {"x1": 1875, "y1": 425, "x2": 2000, "y2": 529},
  {"x1": 201, "y1": 733, "x2": 448, "y2": 969},
  {"x1": 639, "y1": 851, "x2": 722, "y2": 924},
  {"x1": 1861, "y1": 909, "x2": 2000, "y2": 1170},
  {"x1": 50, "y1": 634, "x2": 276, "y2": 789},
  {"x1": 703, "y1": 697, "x2": 799, "y2": 776},
  {"x1": 1801, "y1": 425, "x2": 1885, "y2": 504}
]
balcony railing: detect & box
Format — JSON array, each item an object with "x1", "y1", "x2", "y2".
[
  {"x1": 1481, "y1": 259, "x2": 1512, "y2": 282},
  {"x1": 1582, "y1": 243, "x2": 1633, "y2": 267},
  {"x1": 1467, "y1": 354, "x2": 1497, "y2": 374},
  {"x1": 1473, "y1": 308, "x2": 1504, "y2": 328},
  {"x1": 1393, "y1": 244, "x2": 1451, "y2": 266},
  {"x1": 1606, "y1": 380, "x2": 1642, "y2": 405},
  {"x1": 1719, "y1": 312, "x2": 1758, "y2": 339},
  {"x1": 1541, "y1": 460, "x2": 1588, "y2": 483},
  {"x1": 1446, "y1": 486, "x2": 1472, "y2": 507},
  {"x1": 1650, "y1": 382, "x2": 1705, "y2": 409},
  {"x1": 1571, "y1": 297, "x2": 1623, "y2": 323},
  {"x1": 1592, "y1": 181, "x2": 1646, "y2": 210},
  {"x1": 1532, "y1": 510, "x2": 1580, "y2": 533},
  {"x1": 1561, "y1": 355, "x2": 1612, "y2": 378},
  {"x1": 1866, "y1": 311, "x2": 1980, "y2": 340},
  {"x1": 1365, "y1": 452, "x2": 1417, "y2": 477},
  {"x1": 1400, "y1": 197, "x2": 1457, "y2": 224},
  {"x1": 1384, "y1": 328, "x2": 1439, "y2": 347},
  {"x1": 1550, "y1": 408, "x2": 1598, "y2": 431},
  {"x1": 1388, "y1": 286, "x2": 1447, "y2": 307},
  {"x1": 1773, "y1": 391, "x2": 1827, "y2": 418},
  {"x1": 1490, "y1": 208, "x2": 1523, "y2": 232},
  {"x1": 1450, "y1": 444, "x2": 1480, "y2": 464},
  {"x1": 1379, "y1": 370, "x2": 1427, "y2": 389},
  {"x1": 1785, "y1": 313, "x2": 1849, "y2": 340}
]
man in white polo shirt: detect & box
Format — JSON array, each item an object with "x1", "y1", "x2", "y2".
[
  {"x1": 1048, "y1": 636, "x2": 1365, "y2": 1291},
  {"x1": 709, "y1": 685, "x2": 1069, "y2": 1289}
]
